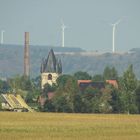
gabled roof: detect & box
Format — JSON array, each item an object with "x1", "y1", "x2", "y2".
[{"x1": 1, "y1": 94, "x2": 34, "y2": 112}]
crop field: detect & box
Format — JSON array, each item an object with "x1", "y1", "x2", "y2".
[{"x1": 0, "y1": 113, "x2": 140, "y2": 140}]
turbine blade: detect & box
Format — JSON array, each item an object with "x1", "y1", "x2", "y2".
[
  {"x1": 61, "y1": 19, "x2": 64, "y2": 26},
  {"x1": 115, "y1": 19, "x2": 121, "y2": 25}
]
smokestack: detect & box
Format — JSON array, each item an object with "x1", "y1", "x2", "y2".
[{"x1": 24, "y1": 32, "x2": 30, "y2": 77}]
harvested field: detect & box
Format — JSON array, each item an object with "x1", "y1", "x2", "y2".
[{"x1": 0, "y1": 112, "x2": 140, "y2": 140}]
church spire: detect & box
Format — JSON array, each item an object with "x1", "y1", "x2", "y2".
[
  {"x1": 41, "y1": 49, "x2": 62, "y2": 74},
  {"x1": 41, "y1": 49, "x2": 62, "y2": 88}
]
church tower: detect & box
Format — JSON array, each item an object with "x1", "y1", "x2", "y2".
[{"x1": 40, "y1": 49, "x2": 62, "y2": 89}]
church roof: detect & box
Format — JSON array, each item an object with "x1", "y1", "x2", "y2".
[
  {"x1": 41, "y1": 49, "x2": 62, "y2": 74},
  {"x1": 79, "y1": 81, "x2": 105, "y2": 91}
]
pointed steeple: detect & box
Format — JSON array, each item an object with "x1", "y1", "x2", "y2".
[
  {"x1": 41, "y1": 49, "x2": 62, "y2": 74},
  {"x1": 40, "y1": 58, "x2": 45, "y2": 73},
  {"x1": 57, "y1": 59, "x2": 62, "y2": 74},
  {"x1": 45, "y1": 49, "x2": 56, "y2": 72}
]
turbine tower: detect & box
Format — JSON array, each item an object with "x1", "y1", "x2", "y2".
[
  {"x1": 1, "y1": 30, "x2": 5, "y2": 44},
  {"x1": 111, "y1": 19, "x2": 121, "y2": 53},
  {"x1": 61, "y1": 20, "x2": 67, "y2": 47}
]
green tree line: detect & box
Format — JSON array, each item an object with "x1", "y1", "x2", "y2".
[
  {"x1": 0, "y1": 65, "x2": 140, "y2": 114},
  {"x1": 41, "y1": 65, "x2": 140, "y2": 114}
]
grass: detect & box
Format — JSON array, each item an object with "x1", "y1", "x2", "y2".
[{"x1": 0, "y1": 113, "x2": 140, "y2": 140}]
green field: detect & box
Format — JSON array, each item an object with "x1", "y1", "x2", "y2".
[{"x1": 0, "y1": 113, "x2": 140, "y2": 140}]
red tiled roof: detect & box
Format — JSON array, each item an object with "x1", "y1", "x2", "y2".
[
  {"x1": 78, "y1": 80, "x2": 92, "y2": 85},
  {"x1": 48, "y1": 92, "x2": 55, "y2": 100},
  {"x1": 106, "y1": 80, "x2": 118, "y2": 88}
]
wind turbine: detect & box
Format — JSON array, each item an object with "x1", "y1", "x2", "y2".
[
  {"x1": 1, "y1": 30, "x2": 5, "y2": 44},
  {"x1": 61, "y1": 20, "x2": 67, "y2": 47},
  {"x1": 111, "y1": 19, "x2": 121, "y2": 53}
]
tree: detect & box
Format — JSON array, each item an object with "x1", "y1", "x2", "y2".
[
  {"x1": 31, "y1": 76, "x2": 41, "y2": 101},
  {"x1": 32, "y1": 76, "x2": 41, "y2": 89},
  {"x1": 25, "y1": 92, "x2": 34, "y2": 103},
  {"x1": 8, "y1": 75, "x2": 21, "y2": 93},
  {"x1": 84, "y1": 86, "x2": 100, "y2": 99},
  {"x1": 43, "y1": 100, "x2": 55, "y2": 112},
  {"x1": 52, "y1": 94, "x2": 74, "y2": 112},
  {"x1": 8, "y1": 75, "x2": 32, "y2": 94},
  {"x1": 43, "y1": 83, "x2": 57, "y2": 95},
  {"x1": 73, "y1": 94, "x2": 83, "y2": 113},
  {"x1": 92, "y1": 74, "x2": 104, "y2": 82},
  {"x1": 134, "y1": 83, "x2": 140, "y2": 113},
  {"x1": 120, "y1": 65, "x2": 137, "y2": 92},
  {"x1": 97, "y1": 86, "x2": 112, "y2": 113},
  {"x1": 63, "y1": 77, "x2": 79, "y2": 95},
  {"x1": 19, "y1": 76, "x2": 32, "y2": 91},
  {"x1": 74, "y1": 71, "x2": 92, "y2": 80},
  {"x1": 0, "y1": 80, "x2": 10, "y2": 93},
  {"x1": 7, "y1": 75, "x2": 40, "y2": 108},
  {"x1": 80, "y1": 87, "x2": 101, "y2": 113},
  {"x1": 103, "y1": 66, "x2": 118, "y2": 80},
  {"x1": 56, "y1": 74, "x2": 73, "y2": 88},
  {"x1": 119, "y1": 65, "x2": 138, "y2": 114},
  {"x1": 108, "y1": 86, "x2": 121, "y2": 113},
  {"x1": 43, "y1": 74, "x2": 80, "y2": 112},
  {"x1": 0, "y1": 97, "x2": 2, "y2": 110},
  {"x1": 56, "y1": 74, "x2": 79, "y2": 96}
]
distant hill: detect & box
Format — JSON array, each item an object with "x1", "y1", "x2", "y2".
[
  {"x1": 0, "y1": 44, "x2": 140, "y2": 79},
  {"x1": 0, "y1": 44, "x2": 84, "y2": 78},
  {"x1": 61, "y1": 52, "x2": 140, "y2": 78}
]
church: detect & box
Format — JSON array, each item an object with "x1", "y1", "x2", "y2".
[{"x1": 40, "y1": 49, "x2": 62, "y2": 89}]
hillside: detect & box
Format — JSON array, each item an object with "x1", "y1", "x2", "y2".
[
  {"x1": 62, "y1": 51, "x2": 140, "y2": 78},
  {"x1": 0, "y1": 44, "x2": 140, "y2": 79},
  {"x1": 0, "y1": 44, "x2": 84, "y2": 78}
]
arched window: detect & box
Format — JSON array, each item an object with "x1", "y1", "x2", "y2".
[{"x1": 48, "y1": 74, "x2": 52, "y2": 80}]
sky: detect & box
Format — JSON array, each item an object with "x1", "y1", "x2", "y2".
[{"x1": 0, "y1": 0, "x2": 140, "y2": 52}]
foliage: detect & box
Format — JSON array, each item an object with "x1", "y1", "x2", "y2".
[
  {"x1": 43, "y1": 83, "x2": 57, "y2": 95},
  {"x1": 0, "y1": 80, "x2": 10, "y2": 93},
  {"x1": 43, "y1": 100, "x2": 55, "y2": 112},
  {"x1": 52, "y1": 94, "x2": 74, "y2": 112},
  {"x1": 92, "y1": 74, "x2": 104, "y2": 82},
  {"x1": 3, "y1": 75, "x2": 41, "y2": 106},
  {"x1": 57, "y1": 74, "x2": 75, "y2": 88},
  {"x1": 120, "y1": 65, "x2": 137, "y2": 92},
  {"x1": 103, "y1": 66, "x2": 118, "y2": 80},
  {"x1": 40, "y1": 64, "x2": 140, "y2": 114},
  {"x1": 1, "y1": 64, "x2": 140, "y2": 114},
  {"x1": 119, "y1": 64, "x2": 138, "y2": 114},
  {"x1": 109, "y1": 86, "x2": 121, "y2": 113},
  {"x1": 51, "y1": 75, "x2": 79, "y2": 112},
  {"x1": 8, "y1": 75, "x2": 32, "y2": 94},
  {"x1": 135, "y1": 84, "x2": 140, "y2": 113},
  {"x1": 0, "y1": 99, "x2": 2, "y2": 110},
  {"x1": 74, "y1": 71, "x2": 92, "y2": 80},
  {"x1": 25, "y1": 92, "x2": 34, "y2": 103}
]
